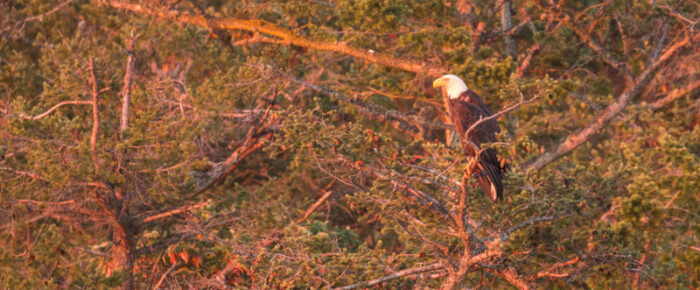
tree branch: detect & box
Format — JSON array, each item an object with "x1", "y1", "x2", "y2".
[
  {"x1": 296, "y1": 190, "x2": 333, "y2": 223},
  {"x1": 334, "y1": 263, "x2": 444, "y2": 290},
  {"x1": 119, "y1": 30, "x2": 136, "y2": 139},
  {"x1": 138, "y1": 201, "x2": 211, "y2": 225},
  {"x1": 12, "y1": 100, "x2": 93, "y2": 120},
  {"x1": 104, "y1": 1, "x2": 444, "y2": 75},
  {"x1": 89, "y1": 57, "x2": 100, "y2": 170},
  {"x1": 650, "y1": 79, "x2": 700, "y2": 110},
  {"x1": 523, "y1": 32, "x2": 697, "y2": 171}
]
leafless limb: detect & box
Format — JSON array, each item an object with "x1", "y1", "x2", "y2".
[
  {"x1": 0, "y1": 166, "x2": 50, "y2": 182},
  {"x1": 650, "y1": 80, "x2": 700, "y2": 110},
  {"x1": 296, "y1": 190, "x2": 333, "y2": 223},
  {"x1": 120, "y1": 30, "x2": 137, "y2": 139},
  {"x1": 12, "y1": 100, "x2": 93, "y2": 120},
  {"x1": 153, "y1": 262, "x2": 178, "y2": 290},
  {"x1": 89, "y1": 57, "x2": 100, "y2": 170},
  {"x1": 515, "y1": 43, "x2": 541, "y2": 78},
  {"x1": 22, "y1": 0, "x2": 73, "y2": 23},
  {"x1": 500, "y1": 215, "x2": 555, "y2": 241},
  {"x1": 524, "y1": 32, "x2": 697, "y2": 171},
  {"x1": 104, "y1": 1, "x2": 445, "y2": 76},
  {"x1": 138, "y1": 201, "x2": 211, "y2": 224},
  {"x1": 333, "y1": 262, "x2": 444, "y2": 290}
]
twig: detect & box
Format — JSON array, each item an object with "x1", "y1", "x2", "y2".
[
  {"x1": 334, "y1": 263, "x2": 444, "y2": 290},
  {"x1": 500, "y1": 215, "x2": 555, "y2": 241},
  {"x1": 139, "y1": 201, "x2": 211, "y2": 224},
  {"x1": 120, "y1": 30, "x2": 137, "y2": 139},
  {"x1": 153, "y1": 262, "x2": 178, "y2": 290},
  {"x1": 650, "y1": 80, "x2": 700, "y2": 110},
  {"x1": 0, "y1": 166, "x2": 50, "y2": 182},
  {"x1": 88, "y1": 57, "x2": 100, "y2": 170},
  {"x1": 515, "y1": 43, "x2": 541, "y2": 78},
  {"x1": 13, "y1": 100, "x2": 93, "y2": 120},
  {"x1": 296, "y1": 190, "x2": 333, "y2": 223},
  {"x1": 23, "y1": 0, "x2": 73, "y2": 23}
]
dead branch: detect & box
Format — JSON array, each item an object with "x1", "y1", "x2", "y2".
[
  {"x1": 186, "y1": 106, "x2": 275, "y2": 198},
  {"x1": 104, "y1": 1, "x2": 445, "y2": 76},
  {"x1": 22, "y1": 0, "x2": 73, "y2": 23},
  {"x1": 524, "y1": 32, "x2": 697, "y2": 171},
  {"x1": 89, "y1": 57, "x2": 100, "y2": 170},
  {"x1": 296, "y1": 190, "x2": 333, "y2": 223},
  {"x1": 515, "y1": 43, "x2": 541, "y2": 78},
  {"x1": 493, "y1": 267, "x2": 530, "y2": 290},
  {"x1": 12, "y1": 100, "x2": 93, "y2": 120},
  {"x1": 119, "y1": 30, "x2": 136, "y2": 139},
  {"x1": 0, "y1": 166, "x2": 50, "y2": 182},
  {"x1": 334, "y1": 262, "x2": 444, "y2": 290},
  {"x1": 650, "y1": 80, "x2": 700, "y2": 110},
  {"x1": 153, "y1": 261, "x2": 178, "y2": 290},
  {"x1": 138, "y1": 201, "x2": 211, "y2": 224}
]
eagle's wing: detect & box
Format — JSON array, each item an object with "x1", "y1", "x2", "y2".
[{"x1": 449, "y1": 90, "x2": 505, "y2": 201}]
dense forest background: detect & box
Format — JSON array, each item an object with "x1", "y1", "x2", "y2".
[{"x1": 1, "y1": 0, "x2": 698, "y2": 288}]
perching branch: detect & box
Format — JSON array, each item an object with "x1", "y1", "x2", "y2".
[{"x1": 104, "y1": 1, "x2": 445, "y2": 76}]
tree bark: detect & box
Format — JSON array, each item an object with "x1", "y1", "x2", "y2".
[{"x1": 501, "y1": 1, "x2": 517, "y2": 60}]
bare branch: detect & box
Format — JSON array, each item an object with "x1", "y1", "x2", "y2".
[
  {"x1": 515, "y1": 43, "x2": 541, "y2": 78},
  {"x1": 89, "y1": 57, "x2": 100, "y2": 170},
  {"x1": 12, "y1": 100, "x2": 93, "y2": 120},
  {"x1": 524, "y1": 32, "x2": 697, "y2": 170},
  {"x1": 296, "y1": 190, "x2": 333, "y2": 223},
  {"x1": 104, "y1": 1, "x2": 445, "y2": 75},
  {"x1": 650, "y1": 80, "x2": 700, "y2": 110},
  {"x1": 23, "y1": 0, "x2": 73, "y2": 23},
  {"x1": 500, "y1": 215, "x2": 555, "y2": 241},
  {"x1": 120, "y1": 30, "x2": 136, "y2": 139},
  {"x1": 334, "y1": 263, "x2": 444, "y2": 290},
  {"x1": 138, "y1": 201, "x2": 211, "y2": 224},
  {"x1": 0, "y1": 166, "x2": 50, "y2": 182},
  {"x1": 153, "y1": 262, "x2": 178, "y2": 290}
]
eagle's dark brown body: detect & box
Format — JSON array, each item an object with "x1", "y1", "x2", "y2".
[{"x1": 448, "y1": 90, "x2": 507, "y2": 201}]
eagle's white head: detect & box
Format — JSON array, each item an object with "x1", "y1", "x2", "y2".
[{"x1": 433, "y1": 74, "x2": 468, "y2": 99}]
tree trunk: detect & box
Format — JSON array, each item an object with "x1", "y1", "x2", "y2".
[{"x1": 501, "y1": 1, "x2": 518, "y2": 60}]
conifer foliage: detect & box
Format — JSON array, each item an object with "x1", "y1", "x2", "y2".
[{"x1": 1, "y1": 0, "x2": 698, "y2": 288}]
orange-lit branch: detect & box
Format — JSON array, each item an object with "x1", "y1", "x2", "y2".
[{"x1": 105, "y1": 1, "x2": 445, "y2": 76}]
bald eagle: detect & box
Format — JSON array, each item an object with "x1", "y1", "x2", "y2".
[{"x1": 433, "y1": 74, "x2": 507, "y2": 201}]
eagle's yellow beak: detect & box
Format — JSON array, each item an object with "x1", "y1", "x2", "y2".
[{"x1": 432, "y1": 78, "x2": 447, "y2": 88}]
